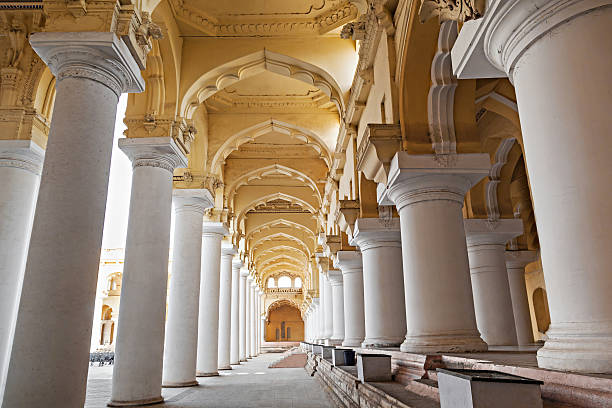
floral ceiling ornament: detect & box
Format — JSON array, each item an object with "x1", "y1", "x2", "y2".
[{"x1": 419, "y1": 0, "x2": 485, "y2": 23}]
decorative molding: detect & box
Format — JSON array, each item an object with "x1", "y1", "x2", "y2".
[
  {"x1": 486, "y1": 137, "x2": 516, "y2": 221},
  {"x1": 119, "y1": 137, "x2": 187, "y2": 174},
  {"x1": 169, "y1": 0, "x2": 358, "y2": 37},
  {"x1": 0, "y1": 139, "x2": 45, "y2": 175},
  {"x1": 356, "y1": 123, "x2": 402, "y2": 184},
  {"x1": 419, "y1": 0, "x2": 485, "y2": 23},
  {"x1": 172, "y1": 188, "x2": 215, "y2": 214},
  {"x1": 428, "y1": 21, "x2": 458, "y2": 155}
]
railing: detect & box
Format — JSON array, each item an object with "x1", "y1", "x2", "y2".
[{"x1": 266, "y1": 288, "x2": 302, "y2": 294}]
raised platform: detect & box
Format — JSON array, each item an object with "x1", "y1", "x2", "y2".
[
  {"x1": 261, "y1": 341, "x2": 301, "y2": 353},
  {"x1": 304, "y1": 345, "x2": 612, "y2": 408}
]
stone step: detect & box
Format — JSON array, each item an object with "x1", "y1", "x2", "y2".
[{"x1": 404, "y1": 378, "x2": 440, "y2": 402}]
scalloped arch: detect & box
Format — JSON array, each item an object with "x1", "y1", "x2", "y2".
[{"x1": 237, "y1": 192, "x2": 318, "y2": 225}]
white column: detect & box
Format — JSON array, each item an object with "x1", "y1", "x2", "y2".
[
  {"x1": 239, "y1": 268, "x2": 248, "y2": 361},
  {"x1": 245, "y1": 276, "x2": 252, "y2": 358},
  {"x1": 256, "y1": 289, "x2": 262, "y2": 354},
  {"x1": 196, "y1": 222, "x2": 228, "y2": 376},
  {"x1": 505, "y1": 251, "x2": 538, "y2": 346},
  {"x1": 110, "y1": 138, "x2": 186, "y2": 406},
  {"x1": 1, "y1": 32, "x2": 143, "y2": 407},
  {"x1": 334, "y1": 251, "x2": 365, "y2": 347},
  {"x1": 218, "y1": 243, "x2": 237, "y2": 370},
  {"x1": 387, "y1": 153, "x2": 488, "y2": 353},
  {"x1": 454, "y1": 0, "x2": 612, "y2": 374},
  {"x1": 328, "y1": 270, "x2": 345, "y2": 346},
  {"x1": 0, "y1": 141, "x2": 43, "y2": 382},
  {"x1": 162, "y1": 190, "x2": 213, "y2": 387},
  {"x1": 464, "y1": 219, "x2": 523, "y2": 346},
  {"x1": 311, "y1": 298, "x2": 321, "y2": 343},
  {"x1": 230, "y1": 258, "x2": 243, "y2": 365},
  {"x1": 318, "y1": 271, "x2": 327, "y2": 343},
  {"x1": 351, "y1": 218, "x2": 407, "y2": 347},
  {"x1": 250, "y1": 282, "x2": 257, "y2": 356},
  {"x1": 323, "y1": 272, "x2": 334, "y2": 344}
]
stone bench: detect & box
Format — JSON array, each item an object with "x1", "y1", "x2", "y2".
[
  {"x1": 332, "y1": 348, "x2": 356, "y2": 366},
  {"x1": 357, "y1": 353, "x2": 392, "y2": 383}
]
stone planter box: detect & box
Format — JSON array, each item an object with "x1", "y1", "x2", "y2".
[
  {"x1": 357, "y1": 353, "x2": 392, "y2": 383},
  {"x1": 437, "y1": 369, "x2": 543, "y2": 408}
]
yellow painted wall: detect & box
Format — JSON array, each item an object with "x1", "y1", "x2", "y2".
[{"x1": 265, "y1": 305, "x2": 304, "y2": 342}]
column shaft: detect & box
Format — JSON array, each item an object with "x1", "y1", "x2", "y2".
[
  {"x1": 230, "y1": 259, "x2": 242, "y2": 364},
  {"x1": 196, "y1": 222, "x2": 228, "y2": 376},
  {"x1": 351, "y1": 218, "x2": 407, "y2": 347},
  {"x1": 328, "y1": 270, "x2": 345, "y2": 345},
  {"x1": 110, "y1": 138, "x2": 186, "y2": 406},
  {"x1": 218, "y1": 244, "x2": 237, "y2": 370},
  {"x1": 506, "y1": 251, "x2": 538, "y2": 345},
  {"x1": 239, "y1": 271, "x2": 247, "y2": 361},
  {"x1": 250, "y1": 284, "x2": 257, "y2": 356},
  {"x1": 245, "y1": 277, "x2": 252, "y2": 358},
  {"x1": 1, "y1": 32, "x2": 143, "y2": 408},
  {"x1": 335, "y1": 251, "x2": 365, "y2": 347},
  {"x1": 162, "y1": 190, "x2": 212, "y2": 387},
  {"x1": 323, "y1": 273, "x2": 334, "y2": 343}
]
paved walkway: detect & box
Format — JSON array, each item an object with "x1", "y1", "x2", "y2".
[{"x1": 85, "y1": 353, "x2": 333, "y2": 408}]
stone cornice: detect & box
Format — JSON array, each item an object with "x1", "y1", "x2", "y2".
[
  {"x1": 119, "y1": 136, "x2": 187, "y2": 173},
  {"x1": 0, "y1": 139, "x2": 44, "y2": 174},
  {"x1": 333, "y1": 250, "x2": 362, "y2": 272},
  {"x1": 202, "y1": 221, "x2": 229, "y2": 237},
  {"x1": 29, "y1": 31, "x2": 144, "y2": 96},
  {"x1": 464, "y1": 218, "x2": 524, "y2": 247},
  {"x1": 169, "y1": 0, "x2": 358, "y2": 37},
  {"x1": 350, "y1": 217, "x2": 401, "y2": 250},
  {"x1": 172, "y1": 188, "x2": 214, "y2": 214}
]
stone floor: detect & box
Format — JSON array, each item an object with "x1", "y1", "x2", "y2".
[{"x1": 85, "y1": 353, "x2": 333, "y2": 408}]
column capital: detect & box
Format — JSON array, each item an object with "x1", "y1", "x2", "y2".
[
  {"x1": 221, "y1": 243, "x2": 238, "y2": 257},
  {"x1": 464, "y1": 218, "x2": 524, "y2": 247},
  {"x1": 505, "y1": 250, "x2": 539, "y2": 269},
  {"x1": 232, "y1": 257, "x2": 244, "y2": 269},
  {"x1": 386, "y1": 152, "x2": 490, "y2": 211},
  {"x1": 327, "y1": 269, "x2": 343, "y2": 286},
  {"x1": 240, "y1": 267, "x2": 249, "y2": 278},
  {"x1": 201, "y1": 221, "x2": 229, "y2": 237},
  {"x1": 452, "y1": 0, "x2": 606, "y2": 80},
  {"x1": 334, "y1": 250, "x2": 363, "y2": 273},
  {"x1": 0, "y1": 140, "x2": 45, "y2": 175},
  {"x1": 350, "y1": 217, "x2": 401, "y2": 251},
  {"x1": 173, "y1": 188, "x2": 214, "y2": 214},
  {"x1": 29, "y1": 32, "x2": 144, "y2": 96},
  {"x1": 119, "y1": 137, "x2": 187, "y2": 173}
]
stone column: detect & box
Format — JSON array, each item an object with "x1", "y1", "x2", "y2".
[
  {"x1": 162, "y1": 190, "x2": 213, "y2": 387},
  {"x1": 318, "y1": 270, "x2": 327, "y2": 343},
  {"x1": 454, "y1": 0, "x2": 612, "y2": 373},
  {"x1": 239, "y1": 268, "x2": 248, "y2": 361},
  {"x1": 464, "y1": 219, "x2": 523, "y2": 346},
  {"x1": 230, "y1": 258, "x2": 243, "y2": 365},
  {"x1": 311, "y1": 298, "x2": 321, "y2": 343},
  {"x1": 250, "y1": 282, "x2": 257, "y2": 356},
  {"x1": 386, "y1": 152, "x2": 488, "y2": 353},
  {"x1": 0, "y1": 140, "x2": 43, "y2": 381},
  {"x1": 196, "y1": 222, "x2": 228, "y2": 377},
  {"x1": 110, "y1": 138, "x2": 187, "y2": 406},
  {"x1": 328, "y1": 270, "x2": 345, "y2": 346},
  {"x1": 1, "y1": 32, "x2": 143, "y2": 408},
  {"x1": 334, "y1": 251, "x2": 365, "y2": 347},
  {"x1": 255, "y1": 288, "x2": 261, "y2": 354},
  {"x1": 218, "y1": 243, "x2": 237, "y2": 370},
  {"x1": 322, "y1": 272, "x2": 334, "y2": 344},
  {"x1": 506, "y1": 251, "x2": 538, "y2": 346},
  {"x1": 351, "y1": 218, "x2": 407, "y2": 347},
  {"x1": 245, "y1": 276, "x2": 252, "y2": 358}
]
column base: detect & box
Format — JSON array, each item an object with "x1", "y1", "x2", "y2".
[
  {"x1": 219, "y1": 366, "x2": 232, "y2": 370},
  {"x1": 536, "y1": 324, "x2": 612, "y2": 373},
  {"x1": 342, "y1": 338, "x2": 365, "y2": 347},
  {"x1": 362, "y1": 336, "x2": 404, "y2": 348},
  {"x1": 107, "y1": 396, "x2": 164, "y2": 407},
  {"x1": 196, "y1": 371, "x2": 219, "y2": 377},
  {"x1": 329, "y1": 339, "x2": 343, "y2": 346},
  {"x1": 162, "y1": 380, "x2": 199, "y2": 388},
  {"x1": 400, "y1": 331, "x2": 487, "y2": 353}
]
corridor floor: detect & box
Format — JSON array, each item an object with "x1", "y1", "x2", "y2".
[{"x1": 85, "y1": 353, "x2": 333, "y2": 408}]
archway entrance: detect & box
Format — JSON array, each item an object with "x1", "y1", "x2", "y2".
[{"x1": 265, "y1": 301, "x2": 304, "y2": 342}]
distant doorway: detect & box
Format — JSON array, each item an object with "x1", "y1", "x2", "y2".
[{"x1": 266, "y1": 304, "x2": 304, "y2": 342}]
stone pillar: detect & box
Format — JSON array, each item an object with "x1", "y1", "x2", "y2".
[
  {"x1": 1, "y1": 32, "x2": 143, "y2": 408},
  {"x1": 0, "y1": 140, "x2": 43, "y2": 382},
  {"x1": 218, "y1": 243, "x2": 237, "y2": 370},
  {"x1": 245, "y1": 276, "x2": 252, "y2": 358},
  {"x1": 311, "y1": 298, "x2": 321, "y2": 343},
  {"x1": 454, "y1": 0, "x2": 612, "y2": 373},
  {"x1": 230, "y1": 258, "x2": 243, "y2": 365},
  {"x1": 110, "y1": 138, "x2": 187, "y2": 406},
  {"x1": 250, "y1": 282, "x2": 257, "y2": 356},
  {"x1": 351, "y1": 218, "x2": 407, "y2": 347},
  {"x1": 239, "y1": 268, "x2": 248, "y2": 361},
  {"x1": 256, "y1": 288, "x2": 262, "y2": 354},
  {"x1": 162, "y1": 190, "x2": 213, "y2": 387},
  {"x1": 464, "y1": 219, "x2": 523, "y2": 346},
  {"x1": 318, "y1": 271, "x2": 327, "y2": 343},
  {"x1": 386, "y1": 152, "x2": 489, "y2": 353},
  {"x1": 196, "y1": 222, "x2": 228, "y2": 377},
  {"x1": 505, "y1": 251, "x2": 539, "y2": 346},
  {"x1": 328, "y1": 270, "x2": 345, "y2": 345},
  {"x1": 323, "y1": 272, "x2": 334, "y2": 344},
  {"x1": 334, "y1": 251, "x2": 365, "y2": 347}
]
